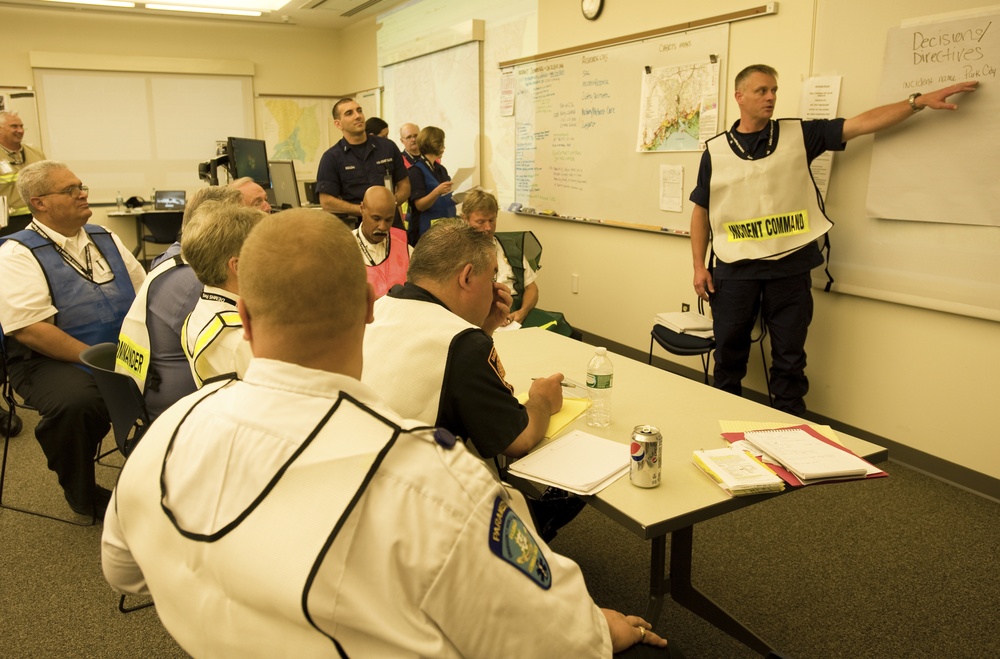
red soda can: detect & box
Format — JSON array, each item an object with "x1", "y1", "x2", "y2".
[{"x1": 629, "y1": 425, "x2": 662, "y2": 488}]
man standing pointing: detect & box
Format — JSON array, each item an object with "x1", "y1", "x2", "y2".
[{"x1": 690, "y1": 64, "x2": 977, "y2": 414}]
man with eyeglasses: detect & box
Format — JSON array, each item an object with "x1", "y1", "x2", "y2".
[
  {"x1": 0, "y1": 111, "x2": 46, "y2": 236},
  {"x1": 0, "y1": 160, "x2": 145, "y2": 519},
  {"x1": 362, "y1": 220, "x2": 583, "y2": 542}
]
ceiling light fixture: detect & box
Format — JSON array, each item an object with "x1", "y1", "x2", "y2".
[
  {"x1": 144, "y1": 3, "x2": 263, "y2": 16},
  {"x1": 43, "y1": 0, "x2": 136, "y2": 7}
]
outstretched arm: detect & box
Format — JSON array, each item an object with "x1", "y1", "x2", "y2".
[{"x1": 842, "y1": 81, "x2": 979, "y2": 142}]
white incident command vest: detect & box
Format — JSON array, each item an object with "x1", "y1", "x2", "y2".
[{"x1": 707, "y1": 119, "x2": 833, "y2": 263}]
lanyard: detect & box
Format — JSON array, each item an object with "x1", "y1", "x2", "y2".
[
  {"x1": 30, "y1": 222, "x2": 95, "y2": 281},
  {"x1": 1, "y1": 145, "x2": 23, "y2": 165},
  {"x1": 357, "y1": 231, "x2": 391, "y2": 266},
  {"x1": 727, "y1": 120, "x2": 774, "y2": 160},
  {"x1": 200, "y1": 290, "x2": 238, "y2": 306}
]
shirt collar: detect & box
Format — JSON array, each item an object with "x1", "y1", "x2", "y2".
[
  {"x1": 242, "y1": 357, "x2": 385, "y2": 409},
  {"x1": 31, "y1": 221, "x2": 86, "y2": 250}
]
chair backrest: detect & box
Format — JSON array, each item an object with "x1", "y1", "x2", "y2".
[
  {"x1": 80, "y1": 343, "x2": 149, "y2": 457},
  {"x1": 141, "y1": 211, "x2": 184, "y2": 244}
]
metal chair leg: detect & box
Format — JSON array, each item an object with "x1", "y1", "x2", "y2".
[{"x1": 119, "y1": 594, "x2": 154, "y2": 613}]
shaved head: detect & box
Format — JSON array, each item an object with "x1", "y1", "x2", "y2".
[{"x1": 239, "y1": 209, "x2": 369, "y2": 342}]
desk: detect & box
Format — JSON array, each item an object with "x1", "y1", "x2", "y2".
[{"x1": 494, "y1": 328, "x2": 888, "y2": 654}]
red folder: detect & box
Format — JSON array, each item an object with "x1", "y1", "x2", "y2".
[{"x1": 721, "y1": 424, "x2": 888, "y2": 487}]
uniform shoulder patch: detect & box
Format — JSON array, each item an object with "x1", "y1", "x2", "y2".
[
  {"x1": 487, "y1": 345, "x2": 515, "y2": 395},
  {"x1": 488, "y1": 496, "x2": 551, "y2": 589}
]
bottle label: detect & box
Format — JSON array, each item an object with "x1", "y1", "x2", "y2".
[{"x1": 587, "y1": 373, "x2": 613, "y2": 389}]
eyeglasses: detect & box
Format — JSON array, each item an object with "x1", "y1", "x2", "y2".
[{"x1": 37, "y1": 185, "x2": 89, "y2": 199}]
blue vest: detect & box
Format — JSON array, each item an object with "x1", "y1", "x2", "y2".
[
  {"x1": 412, "y1": 159, "x2": 456, "y2": 235},
  {"x1": 4, "y1": 225, "x2": 135, "y2": 347}
]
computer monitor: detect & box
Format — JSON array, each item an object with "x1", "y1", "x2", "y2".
[
  {"x1": 268, "y1": 160, "x2": 300, "y2": 210},
  {"x1": 227, "y1": 137, "x2": 270, "y2": 188},
  {"x1": 154, "y1": 190, "x2": 186, "y2": 211}
]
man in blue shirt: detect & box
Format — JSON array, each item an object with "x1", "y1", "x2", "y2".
[{"x1": 315, "y1": 98, "x2": 409, "y2": 228}]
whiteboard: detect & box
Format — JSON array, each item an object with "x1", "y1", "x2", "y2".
[
  {"x1": 512, "y1": 24, "x2": 729, "y2": 233},
  {"x1": 382, "y1": 41, "x2": 482, "y2": 194}
]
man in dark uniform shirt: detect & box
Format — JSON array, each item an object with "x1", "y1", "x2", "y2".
[{"x1": 315, "y1": 98, "x2": 409, "y2": 229}]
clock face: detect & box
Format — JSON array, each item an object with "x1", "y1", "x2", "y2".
[{"x1": 582, "y1": 0, "x2": 604, "y2": 21}]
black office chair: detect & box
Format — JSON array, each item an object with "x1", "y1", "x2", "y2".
[
  {"x1": 140, "y1": 211, "x2": 183, "y2": 269},
  {"x1": 78, "y1": 342, "x2": 155, "y2": 613},
  {"x1": 0, "y1": 330, "x2": 97, "y2": 525},
  {"x1": 648, "y1": 299, "x2": 716, "y2": 384},
  {"x1": 79, "y1": 343, "x2": 149, "y2": 459}
]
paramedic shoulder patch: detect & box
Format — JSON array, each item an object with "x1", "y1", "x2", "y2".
[
  {"x1": 488, "y1": 345, "x2": 515, "y2": 395},
  {"x1": 489, "y1": 497, "x2": 551, "y2": 589}
]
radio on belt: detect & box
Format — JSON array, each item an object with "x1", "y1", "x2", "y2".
[{"x1": 629, "y1": 425, "x2": 662, "y2": 488}]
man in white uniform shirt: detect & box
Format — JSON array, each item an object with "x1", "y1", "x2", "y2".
[
  {"x1": 101, "y1": 208, "x2": 672, "y2": 658},
  {"x1": 0, "y1": 160, "x2": 144, "y2": 518}
]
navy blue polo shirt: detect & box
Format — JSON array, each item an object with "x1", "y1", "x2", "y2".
[
  {"x1": 315, "y1": 135, "x2": 408, "y2": 206},
  {"x1": 690, "y1": 118, "x2": 846, "y2": 280}
]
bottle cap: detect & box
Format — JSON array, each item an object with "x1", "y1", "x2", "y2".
[{"x1": 595, "y1": 347, "x2": 607, "y2": 355}]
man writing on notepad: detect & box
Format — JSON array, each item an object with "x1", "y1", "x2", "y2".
[
  {"x1": 361, "y1": 219, "x2": 583, "y2": 540},
  {"x1": 690, "y1": 64, "x2": 978, "y2": 415}
]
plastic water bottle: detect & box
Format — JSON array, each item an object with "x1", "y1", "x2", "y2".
[
  {"x1": 116, "y1": 191, "x2": 124, "y2": 212},
  {"x1": 586, "y1": 347, "x2": 613, "y2": 427}
]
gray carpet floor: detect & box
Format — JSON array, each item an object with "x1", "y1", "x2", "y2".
[{"x1": 2, "y1": 405, "x2": 997, "y2": 658}]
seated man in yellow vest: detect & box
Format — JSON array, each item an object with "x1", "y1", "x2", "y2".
[
  {"x1": 461, "y1": 189, "x2": 577, "y2": 338},
  {"x1": 353, "y1": 186, "x2": 411, "y2": 298},
  {"x1": 116, "y1": 185, "x2": 243, "y2": 420},
  {"x1": 181, "y1": 202, "x2": 266, "y2": 386}
]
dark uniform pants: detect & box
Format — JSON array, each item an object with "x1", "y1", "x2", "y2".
[
  {"x1": 710, "y1": 271, "x2": 813, "y2": 415},
  {"x1": 9, "y1": 355, "x2": 110, "y2": 509}
]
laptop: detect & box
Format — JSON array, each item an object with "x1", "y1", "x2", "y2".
[
  {"x1": 154, "y1": 190, "x2": 186, "y2": 211},
  {"x1": 268, "y1": 160, "x2": 301, "y2": 210}
]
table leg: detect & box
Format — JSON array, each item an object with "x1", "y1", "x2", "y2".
[
  {"x1": 647, "y1": 525, "x2": 773, "y2": 655},
  {"x1": 133, "y1": 215, "x2": 143, "y2": 259}
]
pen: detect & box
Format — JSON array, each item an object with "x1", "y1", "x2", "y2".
[{"x1": 532, "y1": 377, "x2": 589, "y2": 390}]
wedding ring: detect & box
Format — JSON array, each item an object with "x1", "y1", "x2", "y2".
[{"x1": 638, "y1": 626, "x2": 646, "y2": 640}]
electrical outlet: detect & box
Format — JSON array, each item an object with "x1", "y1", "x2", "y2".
[{"x1": 681, "y1": 303, "x2": 690, "y2": 312}]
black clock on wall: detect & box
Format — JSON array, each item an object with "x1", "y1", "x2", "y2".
[{"x1": 582, "y1": 0, "x2": 604, "y2": 21}]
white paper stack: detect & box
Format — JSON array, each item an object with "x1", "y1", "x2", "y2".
[
  {"x1": 507, "y1": 430, "x2": 630, "y2": 496},
  {"x1": 653, "y1": 311, "x2": 714, "y2": 339},
  {"x1": 743, "y1": 428, "x2": 870, "y2": 483}
]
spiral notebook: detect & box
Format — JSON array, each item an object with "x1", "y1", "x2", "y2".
[{"x1": 742, "y1": 427, "x2": 870, "y2": 482}]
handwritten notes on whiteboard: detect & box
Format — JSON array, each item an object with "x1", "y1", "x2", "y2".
[{"x1": 513, "y1": 24, "x2": 729, "y2": 232}]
